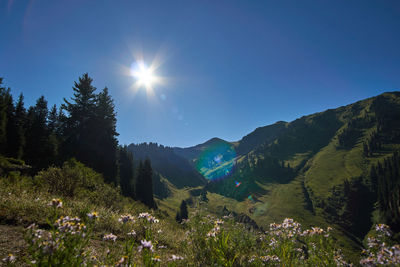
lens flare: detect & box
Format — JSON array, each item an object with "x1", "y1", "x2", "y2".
[
  {"x1": 131, "y1": 61, "x2": 158, "y2": 89},
  {"x1": 196, "y1": 140, "x2": 236, "y2": 180}
]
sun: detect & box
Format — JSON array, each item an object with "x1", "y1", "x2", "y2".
[{"x1": 130, "y1": 62, "x2": 158, "y2": 90}]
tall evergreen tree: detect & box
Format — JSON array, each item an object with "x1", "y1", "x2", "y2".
[
  {"x1": 10, "y1": 94, "x2": 26, "y2": 159},
  {"x1": 24, "y1": 96, "x2": 50, "y2": 171},
  {"x1": 46, "y1": 104, "x2": 60, "y2": 165},
  {"x1": 93, "y1": 87, "x2": 118, "y2": 184},
  {"x1": 0, "y1": 79, "x2": 12, "y2": 155},
  {"x1": 62, "y1": 73, "x2": 97, "y2": 166},
  {"x1": 119, "y1": 146, "x2": 135, "y2": 198},
  {"x1": 4, "y1": 92, "x2": 15, "y2": 157},
  {"x1": 0, "y1": 78, "x2": 7, "y2": 154},
  {"x1": 48, "y1": 104, "x2": 59, "y2": 133},
  {"x1": 176, "y1": 200, "x2": 188, "y2": 223},
  {"x1": 135, "y1": 158, "x2": 157, "y2": 209},
  {"x1": 62, "y1": 74, "x2": 119, "y2": 184}
]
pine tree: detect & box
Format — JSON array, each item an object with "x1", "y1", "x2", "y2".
[
  {"x1": 135, "y1": 158, "x2": 157, "y2": 209},
  {"x1": 24, "y1": 96, "x2": 50, "y2": 171},
  {"x1": 176, "y1": 200, "x2": 189, "y2": 223},
  {"x1": 62, "y1": 73, "x2": 97, "y2": 166},
  {"x1": 119, "y1": 146, "x2": 135, "y2": 198},
  {"x1": 12, "y1": 94, "x2": 26, "y2": 159},
  {"x1": 4, "y1": 92, "x2": 15, "y2": 157},
  {"x1": 48, "y1": 104, "x2": 59, "y2": 133},
  {"x1": 93, "y1": 87, "x2": 118, "y2": 184},
  {"x1": 0, "y1": 78, "x2": 7, "y2": 154},
  {"x1": 62, "y1": 75, "x2": 119, "y2": 184}
]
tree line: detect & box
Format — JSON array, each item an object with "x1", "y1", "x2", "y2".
[
  {"x1": 370, "y1": 151, "x2": 400, "y2": 232},
  {"x1": 0, "y1": 74, "x2": 156, "y2": 209}
]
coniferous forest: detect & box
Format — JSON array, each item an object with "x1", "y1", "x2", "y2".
[{"x1": 0, "y1": 74, "x2": 156, "y2": 208}]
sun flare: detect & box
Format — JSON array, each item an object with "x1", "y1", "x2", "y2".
[{"x1": 131, "y1": 63, "x2": 157, "y2": 88}]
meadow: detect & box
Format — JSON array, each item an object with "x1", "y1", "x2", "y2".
[{"x1": 1, "y1": 159, "x2": 399, "y2": 266}]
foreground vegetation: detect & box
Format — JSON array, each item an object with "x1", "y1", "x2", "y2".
[{"x1": 1, "y1": 161, "x2": 400, "y2": 266}]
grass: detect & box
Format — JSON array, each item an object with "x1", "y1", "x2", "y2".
[{"x1": 1, "y1": 157, "x2": 400, "y2": 266}]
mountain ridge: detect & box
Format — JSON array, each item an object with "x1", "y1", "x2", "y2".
[{"x1": 128, "y1": 91, "x2": 400, "y2": 256}]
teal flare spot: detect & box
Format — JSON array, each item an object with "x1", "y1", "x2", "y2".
[{"x1": 196, "y1": 140, "x2": 236, "y2": 180}]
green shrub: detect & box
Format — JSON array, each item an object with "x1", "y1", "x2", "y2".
[{"x1": 35, "y1": 158, "x2": 105, "y2": 197}]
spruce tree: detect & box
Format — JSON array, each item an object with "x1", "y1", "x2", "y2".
[
  {"x1": 93, "y1": 87, "x2": 118, "y2": 184},
  {"x1": 176, "y1": 200, "x2": 189, "y2": 223},
  {"x1": 24, "y1": 96, "x2": 50, "y2": 171},
  {"x1": 136, "y1": 158, "x2": 157, "y2": 209},
  {"x1": 62, "y1": 75, "x2": 119, "y2": 184},
  {"x1": 119, "y1": 146, "x2": 135, "y2": 198},
  {"x1": 12, "y1": 94, "x2": 26, "y2": 159},
  {"x1": 4, "y1": 92, "x2": 15, "y2": 157},
  {"x1": 62, "y1": 73, "x2": 97, "y2": 166},
  {"x1": 0, "y1": 78, "x2": 7, "y2": 154}
]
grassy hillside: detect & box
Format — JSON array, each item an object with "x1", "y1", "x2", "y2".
[
  {"x1": 127, "y1": 143, "x2": 206, "y2": 188},
  {"x1": 156, "y1": 91, "x2": 400, "y2": 262},
  {"x1": 1, "y1": 159, "x2": 377, "y2": 266}
]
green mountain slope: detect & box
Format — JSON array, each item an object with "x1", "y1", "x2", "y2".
[
  {"x1": 153, "y1": 92, "x2": 400, "y2": 259},
  {"x1": 127, "y1": 143, "x2": 207, "y2": 189}
]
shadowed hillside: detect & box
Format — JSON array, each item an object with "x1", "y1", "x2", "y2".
[
  {"x1": 152, "y1": 92, "x2": 400, "y2": 257},
  {"x1": 127, "y1": 143, "x2": 207, "y2": 188}
]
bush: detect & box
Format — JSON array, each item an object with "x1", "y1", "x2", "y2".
[{"x1": 35, "y1": 158, "x2": 105, "y2": 197}]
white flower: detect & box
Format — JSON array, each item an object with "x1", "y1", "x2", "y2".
[
  {"x1": 49, "y1": 198, "x2": 63, "y2": 208},
  {"x1": 169, "y1": 254, "x2": 184, "y2": 261},
  {"x1": 127, "y1": 230, "x2": 136, "y2": 237},
  {"x1": 87, "y1": 211, "x2": 99, "y2": 220},
  {"x1": 2, "y1": 254, "x2": 16, "y2": 263},
  {"x1": 138, "y1": 239, "x2": 154, "y2": 252},
  {"x1": 118, "y1": 214, "x2": 135, "y2": 223},
  {"x1": 103, "y1": 233, "x2": 117, "y2": 242}
]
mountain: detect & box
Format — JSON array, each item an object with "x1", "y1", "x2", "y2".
[
  {"x1": 127, "y1": 143, "x2": 206, "y2": 189},
  {"x1": 132, "y1": 92, "x2": 400, "y2": 256},
  {"x1": 201, "y1": 92, "x2": 400, "y2": 243}
]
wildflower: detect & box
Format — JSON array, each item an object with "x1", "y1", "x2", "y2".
[
  {"x1": 260, "y1": 255, "x2": 280, "y2": 263},
  {"x1": 158, "y1": 245, "x2": 167, "y2": 249},
  {"x1": 138, "y1": 239, "x2": 154, "y2": 252},
  {"x1": 215, "y1": 219, "x2": 224, "y2": 225},
  {"x1": 169, "y1": 254, "x2": 184, "y2": 261},
  {"x1": 2, "y1": 254, "x2": 16, "y2": 263},
  {"x1": 138, "y1": 212, "x2": 150, "y2": 219},
  {"x1": 248, "y1": 255, "x2": 257, "y2": 263},
  {"x1": 310, "y1": 227, "x2": 324, "y2": 235},
  {"x1": 118, "y1": 214, "x2": 135, "y2": 224},
  {"x1": 207, "y1": 226, "x2": 220, "y2": 238},
  {"x1": 87, "y1": 211, "x2": 99, "y2": 220},
  {"x1": 138, "y1": 212, "x2": 159, "y2": 223},
  {"x1": 54, "y1": 216, "x2": 86, "y2": 236},
  {"x1": 152, "y1": 256, "x2": 161, "y2": 262},
  {"x1": 148, "y1": 216, "x2": 159, "y2": 223},
  {"x1": 115, "y1": 256, "x2": 128, "y2": 266},
  {"x1": 375, "y1": 224, "x2": 391, "y2": 237},
  {"x1": 127, "y1": 230, "x2": 136, "y2": 237},
  {"x1": 103, "y1": 233, "x2": 117, "y2": 242},
  {"x1": 42, "y1": 241, "x2": 58, "y2": 255},
  {"x1": 49, "y1": 198, "x2": 63, "y2": 208},
  {"x1": 269, "y1": 237, "x2": 277, "y2": 247}
]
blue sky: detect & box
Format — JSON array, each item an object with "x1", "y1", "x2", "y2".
[{"x1": 1, "y1": 0, "x2": 400, "y2": 147}]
